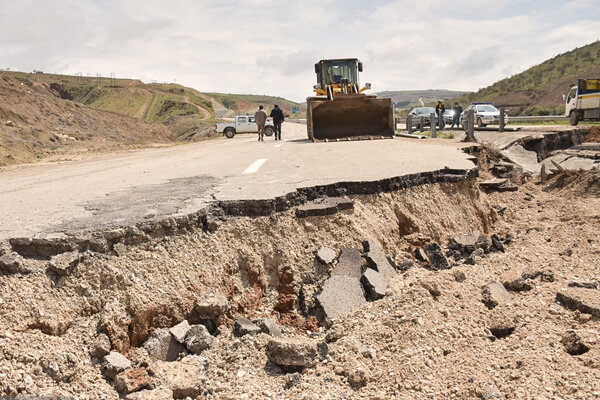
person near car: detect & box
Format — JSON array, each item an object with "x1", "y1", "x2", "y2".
[
  {"x1": 254, "y1": 105, "x2": 268, "y2": 141},
  {"x1": 451, "y1": 102, "x2": 462, "y2": 129},
  {"x1": 270, "y1": 104, "x2": 284, "y2": 140},
  {"x1": 435, "y1": 100, "x2": 446, "y2": 129}
]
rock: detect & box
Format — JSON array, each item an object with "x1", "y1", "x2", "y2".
[
  {"x1": 184, "y1": 324, "x2": 213, "y2": 354},
  {"x1": 0, "y1": 252, "x2": 27, "y2": 274},
  {"x1": 194, "y1": 295, "x2": 230, "y2": 320},
  {"x1": 285, "y1": 372, "x2": 302, "y2": 389},
  {"x1": 253, "y1": 318, "x2": 282, "y2": 337},
  {"x1": 47, "y1": 251, "x2": 79, "y2": 275},
  {"x1": 556, "y1": 287, "x2": 600, "y2": 316},
  {"x1": 421, "y1": 281, "x2": 441, "y2": 298},
  {"x1": 296, "y1": 197, "x2": 354, "y2": 218},
  {"x1": 363, "y1": 240, "x2": 397, "y2": 280},
  {"x1": 449, "y1": 231, "x2": 480, "y2": 256},
  {"x1": 414, "y1": 247, "x2": 429, "y2": 262},
  {"x1": 169, "y1": 320, "x2": 191, "y2": 344},
  {"x1": 331, "y1": 247, "x2": 364, "y2": 278},
  {"x1": 114, "y1": 368, "x2": 150, "y2": 394},
  {"x1": 491, "y1": 234, "x2": 505, "y2": 252},
  {"x1": 487, "y1": 307, "x2": 516, "y2": 339},
  {"x1": 233, "y1": 317, "x2": 261, "y2": 337},
  {"x1": 346, "y1": 367, "x2": 370, "y2": 388},
  {"x1": 568, "y1": 279, "x2": 597, "y2": 289},
  {"x1": 316, "y1": 275, "x2": 366, "y2": 320},
  {"x1": 453, "y1": 270, "x2": 466, "y2": 282},
  {"x1": 143, "y1": 328, "x2": 185, "y2": 362},
  {"x1": 125, "y1": 387, "x2": 173, "y2": 400},
  {"x1": 90, "y1": 333, "x2": 111, "y2": 358},
  {"x1": 396, "y1": 257, "x2": 413, "y2": 271},
  {"x1": 266, "y1": 338, "x2": 318, "y2": 370},
  {"x1": 482, "y1": 282, "x2": 512, "y2": 309},
  {"x1": 361, "y1": 268, "x2": 387, "y2": 300},
  {"x1": 151, "y1": 355, "x2": 207, "y2": 398},
  {"x1": 561, "y1": 330, "x2": 590, "y2": 355},
  {"x1": 503, "y1": 267, "x2": 554, "y2": 291},
  {"x1": 317, "y1": 342, "x2": 329, "y2": 360},
  {"x1": 316, "y1": 247, "x2": 337, "y2": 265},
  {"x1": 103, "y1": 351, "x2": 131, "y2": 380},
  {"x1": 424, "y1": 242, "x2": 450, "y2": 270}
]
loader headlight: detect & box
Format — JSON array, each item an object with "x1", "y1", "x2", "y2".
[
  {"x1": 313, "y1": 85, "x2": 320, "y2": 90},
  {"x1": 365, "y1": 83, "x2": 371, "y2": 88}
]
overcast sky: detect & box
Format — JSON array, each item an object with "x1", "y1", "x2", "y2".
[{"x1": 1, "y1": 0, "x2": 599, "y2": 102}]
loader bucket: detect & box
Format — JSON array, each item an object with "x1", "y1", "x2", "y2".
[{"x1": 308, "y1": 94, "x2": 394, "y2": 141}]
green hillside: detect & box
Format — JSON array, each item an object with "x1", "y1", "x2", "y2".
[
  {"x1": 451, "y1": 40, "x2": 600, "y2": 115},
  {"x1": 204, "y1": 92, "x2": 305, "y2": 118}
]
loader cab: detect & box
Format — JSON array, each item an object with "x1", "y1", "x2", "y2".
[{"x1": 314, "y1": 58, "x2": 362, "y2": 89}]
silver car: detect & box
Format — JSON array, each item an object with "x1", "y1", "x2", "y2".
[
  {"x1": 460, "y1": 103, "x2": 507, "y2": 127},
  {"x1": 406, "y1": 107, "x2": 436, "y2": 129}
]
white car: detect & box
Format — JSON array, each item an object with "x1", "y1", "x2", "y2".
[
  {"x1": 215, "y1": 115, "x2": 275, "y2": 138},
  {"x1": 460, "y1": 103, "x2": 507, "y2": 128}
]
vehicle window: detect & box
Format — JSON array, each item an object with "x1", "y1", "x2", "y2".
[
  {"x1": 324, "y1": 60, "x2": 357, "y2": 85},
  {"x1": 416, "y1": 107, "x2": 435, "y2": 115},
  {"x1": 567, "y1": 88, "x2": 577, "y2": 102},
  {"x1": 477, "y1": 105, "x2": 498, "y2": 112},
  {"x1": 248, "y1": 117, "x2": 255, "y2": 123},
  {"x1": 238, "y1": 117, "x2": 247, "y2": 123}
]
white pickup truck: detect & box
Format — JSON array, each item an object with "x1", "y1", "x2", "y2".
[
  {"x1": 215, "y1": 115, "x2": 275, "y2": 138},
  {"x1": 564, "y1": 78, "x2": 600, "y2": 125}
]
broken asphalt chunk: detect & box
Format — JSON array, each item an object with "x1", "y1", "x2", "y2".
[{"x1": 295, "y1": 197, "x2": 354, "y2": 218}]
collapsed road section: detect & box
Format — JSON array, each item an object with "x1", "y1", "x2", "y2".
[{"x1": 0, "y1": 127, "x2": 599, "y2": 399}]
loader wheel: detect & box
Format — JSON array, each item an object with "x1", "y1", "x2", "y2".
[
  {"x1": 264, "y1": 127, "x2": 274, "y2": 137},
  {"x1": 569, "y1": 111, "x2": 579, "y2": 126},
  {"x1": 224, "y1": 128, "x2": 235, "y2": 138},
  {"x1": 477, "y1": 117, "x2": 486, "y2": 128}
]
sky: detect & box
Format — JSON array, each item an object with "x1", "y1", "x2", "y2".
[{"x1": 1, "y1": 0, "x2": 599, "y2": 102}]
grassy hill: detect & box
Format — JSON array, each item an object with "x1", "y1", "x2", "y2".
[
  {"x1": 205, "y1": 92, "x2": 305, "y2": 118},
  {"x1": 451, "y1": 40, "x2": 600, "y2": 115}
]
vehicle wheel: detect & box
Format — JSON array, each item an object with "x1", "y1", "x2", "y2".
[
  {"x1": 569, "y1": 111, "x2": 579, "y2": 126},
  {"x1": 477, "y1": 118, "x2": 486, "y2": 128},
  {"x1": 224, "y1": 128, "x2": 235, "y2": 138},
  {"x1": 264, "y1": 127, "x2": 274, "y2": 137}
]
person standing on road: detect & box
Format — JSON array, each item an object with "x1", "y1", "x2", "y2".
[
  {"x1": 435, "y1": 100, "x2": 446, "y2": 129},
  {"x1": 451, "y1": 102, "x2": 462, "y2": 129},
  {"x1": 270, "y1": 104, "x2": 284, "y2": 140},
  {"x1": 254, "y1": 105, "x2": 268, "y2": 141}
]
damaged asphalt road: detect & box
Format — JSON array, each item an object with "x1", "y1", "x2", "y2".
[{"x1": 0, "y1": 122, "x2": 476, "y2": 240}]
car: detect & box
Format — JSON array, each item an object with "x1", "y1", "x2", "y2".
[
  {"x1": 215, "y1": 115, "x2": 275, "y2": 138},
  {"x1": 406, "y1": 107, "x2": 436, "y2": 129},
  {"x1": 459, "y1": 103, "x2": 508, "y2": 128},
  {"x1": 443, "y1": 109, "x2": 455, "y2": 125}
]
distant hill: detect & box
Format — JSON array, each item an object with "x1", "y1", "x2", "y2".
[
  {"x1": 205, "y1": 93, "x2": 306, "y2": 118},
  {"x1": 376, "y1": 90, "x2": 470, "y2": 109},
  {"x1": 451, "y1": 40, "x2": 600, "y2": 115}
]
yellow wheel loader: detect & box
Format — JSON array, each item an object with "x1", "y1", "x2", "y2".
[{"x1": 307, "y1": 58, "x2": 395, "y2": 141}]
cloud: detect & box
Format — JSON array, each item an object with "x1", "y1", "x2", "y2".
[{"x1": 0, "y1": 0, "x2": 599, "y2": 102}]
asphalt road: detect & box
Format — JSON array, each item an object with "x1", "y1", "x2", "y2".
[{"x1": 0, "y1": 122, "x2": 475, "y2": 240}]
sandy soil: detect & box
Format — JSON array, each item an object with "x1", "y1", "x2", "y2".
[{"x1": 0, "y1": 152, "x2": 599, "y2": 399}]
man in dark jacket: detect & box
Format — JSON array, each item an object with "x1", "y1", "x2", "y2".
[
  {"x1": 451, "y1": 102, "x2": 462, "y2": 129},
  {"x1": 270, "y1": 104, "x2": 284, "y2": 140},
  {"x1": 435, "y1": 100, "x2": 446, "y2": 129}
]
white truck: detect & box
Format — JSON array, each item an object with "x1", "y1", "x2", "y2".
[
  {"x1": 564, "y1": 78, "x2": 600, "y2": 126},
  {"x1": 215, "y1": 115, "x2": 275, "y2": 138}
]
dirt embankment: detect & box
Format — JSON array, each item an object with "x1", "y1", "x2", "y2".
[
  {"x1": 0, "y1": 72, "x2": 175, "y2": 168},
  {"x1": 0, "y1": 164, "x2": 599, "y2": 398}
]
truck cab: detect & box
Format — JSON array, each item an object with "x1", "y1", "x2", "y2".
[{"x1": 564, "y1": 79, "x2": 600, "y2": 125}]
